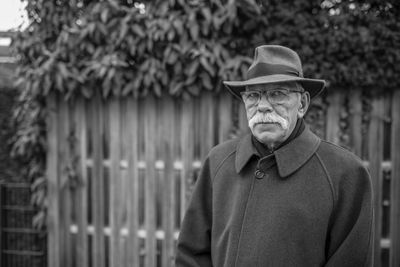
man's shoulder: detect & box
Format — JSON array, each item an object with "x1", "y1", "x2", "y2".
[
  {"x1": 316, "y1": 140, "x2": 372, "y2": 204},
  {"x1": 316, "y1": 139, "x2": 368, "y2": 176},
  {"x1": 318, "y1": 140, "x2": 364, "y2": 164},
  {"x1": 208, "y1": 137, "x2": 240, "y2": 159},
  {"x1": 204, "y1": 136, "x2": 244, "y2": 171}
]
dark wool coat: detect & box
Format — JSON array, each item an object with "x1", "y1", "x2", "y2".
[{"x1": 175, "y1": 127, "x2": 374, "y2": 267}]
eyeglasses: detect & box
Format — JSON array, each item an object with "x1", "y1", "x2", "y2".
[{"x1": 240, "y1": 88, "x2": 304, "y2": 105}]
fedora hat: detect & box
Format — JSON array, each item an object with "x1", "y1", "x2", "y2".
[{"x1": 223, "y1": 45, "x2": 326, "y2": 100}]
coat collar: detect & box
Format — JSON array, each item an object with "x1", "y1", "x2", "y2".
[{"x1": 235, "y1": 126, "x2": 321, "y2": 178}]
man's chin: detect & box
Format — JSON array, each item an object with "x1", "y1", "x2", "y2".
[
  {"x1": 252, "y1": 126, "x2": 286, "y2": 146},
  {"x1": 254, "y1": 123, "x2": 282, "y2": 131}
]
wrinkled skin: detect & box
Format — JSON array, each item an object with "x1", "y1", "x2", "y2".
[{"x1": 244, "y1": 82, "x2": 310, "y2": 150}]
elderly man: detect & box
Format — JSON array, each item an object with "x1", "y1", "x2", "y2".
[{"x1": 175, "y1": 45, "x2": 374, "y2": 266}]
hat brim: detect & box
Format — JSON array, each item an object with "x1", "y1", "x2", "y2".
[{"x1": 223, "y1": 74, "x2": 326, "y2": 100}]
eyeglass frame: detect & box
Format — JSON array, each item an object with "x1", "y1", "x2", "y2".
[{"x1": 240, "y1": 88, "x2": 304, "y2": 106}]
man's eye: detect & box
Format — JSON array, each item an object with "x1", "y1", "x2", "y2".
[
  {"x1": 270, "y1": 90, "x2": 286, "y2": 98},
  {"x1": 247, "y1": 92, "x2": 260, "y2": 99}
]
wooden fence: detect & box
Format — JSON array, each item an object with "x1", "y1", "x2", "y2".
[{"x1": 46, "y1": 89, "x2": 400, "y2": 267}]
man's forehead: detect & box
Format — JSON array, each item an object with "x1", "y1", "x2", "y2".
[{"x1": 246, "y1": 82, "x2": 298, "y2": 91}]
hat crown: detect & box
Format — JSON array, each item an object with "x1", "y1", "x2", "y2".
[
  {"x1": 222, "y1": 44, "x2": 326, "y2": 100},
  {"x1": 248, "y1": 45, "x2": 304, "y2": 78}
]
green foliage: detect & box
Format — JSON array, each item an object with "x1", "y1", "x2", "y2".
[
  {"x1": 14, "y1": 0, "x2": 400, "y2": 99},
  {"x1": 11, "y1": 0, "x2": 400, "y2": 228},
  {"x1": 0, "y1": 89, "x2": 19, "y2": 181}
]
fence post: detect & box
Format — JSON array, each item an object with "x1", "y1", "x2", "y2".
[
  {"x1": 369, "y1": 96, "x2": 384, "y2": 267},
  {"x1": 74, "y1": 97, "x2": 89, "y2": 267},
  {"x1": 218, "y1": 91, "x2": 234, "y2": 143},
  {"x1": 109, "y1": 98, "x2": 122, "y2": 267},
  {"x1": 161, "y1": 96, "x2": 176, "y2": 267},
  {"x1": 181, "y1": 98, "x2": 194, "y2": 217},
  {"x1": 0, "y1": 181, "x2": 3, "y2": 266},
  {"x1": 144, "y1": 95, "x2": 157, "y2": 267},
  {"x1": 348, "y1": 90, "x2": 362, "y2": 156},
  {"x1": 326, "y1": 90, "x2": 343, "y2": 144},
  {"x1": 47, "y1": 93, "x2": 61, "y2": 267},
  {"x1": 91, "y1": 93, "x2": 106, "y2": 267},
  {"x1": 390, "y1": 90, "x2": 400, "y2": 267},
  {"x1": 126, "y1": 97, "x2": 140, "y2": 266}
]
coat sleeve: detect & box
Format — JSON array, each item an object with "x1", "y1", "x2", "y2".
[
  {"x1": 175, "y1": 156, "x2": 213, "y2": 267},
  {"x1": 325, "y1": 164, "x2": 374, "y2": 267}
]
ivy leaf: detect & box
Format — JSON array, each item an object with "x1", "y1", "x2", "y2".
[
  {"x1": 201, "y1": 7, "x2": 212, "y2": 23},
  {"x1": 32, "y1": 210, "x2": 45, "y2": 228},
  {"x1": 167, "y1": 50, "x2": 178, "y2": 64},
  {"x1": 187, "y1": 60, "x2": 200, "y2": 76},
  {"x1": 187, "y1": 84, "x2": 200, "y2": 95},
  {"x1": 132, "y1": 24, "x2": 145, "y2": 37},
  {"x1": 170, "y1": 81, "x2": 184, "y2": 95},
  {"x1": 153, "y1": 82, "x2": 162, "y2": 97},
  {"x1": 118, "y1": 20, "x2": 129, "y2": 42},
  {"x1": 55, "y1": 73, "x2": 64, "y2": 92},
  {"x1": 101, "y1": 8, "x2": 109, "y2": 23},
  {"x1": 122, "y1": 81, "x2": 134, "y2": 96},
  {"x1": 82, "y1": 87, "x2": 92, "y2": 98},
  {"x1": 189, "y1": 22, "x2": 200, "y2": 40},
  {"x1": 201, "y1": 72, "x2": 213, "y2": 90},
  {"x1": 200, "y1": 57, "x2": 215, "y2": 76},
  {"x1": 173, "y1": 19, "x2": 184, "y2": 35},
  {"x1": 57, "y1": 63, "x2": 69, "y2": 79}
]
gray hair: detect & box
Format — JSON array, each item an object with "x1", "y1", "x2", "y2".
[{"x1": 295, "y1": 82, "x2": 305, "y2": 92}]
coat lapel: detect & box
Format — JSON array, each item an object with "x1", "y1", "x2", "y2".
[{"x1": 235, "y1": 127, "x2": 321, "y2": 178}]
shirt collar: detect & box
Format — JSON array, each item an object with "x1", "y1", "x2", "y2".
[{"x1": 235, "y1": 126, "x2": 321, "y2": 177}]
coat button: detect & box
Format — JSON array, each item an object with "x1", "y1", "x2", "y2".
[{"x1": 255, "y1": 169, "x2": 265, "y2": 179}]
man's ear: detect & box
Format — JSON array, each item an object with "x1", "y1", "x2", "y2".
[{"x1": 297, "y1": 91, "x2": 310, "y2": 118}]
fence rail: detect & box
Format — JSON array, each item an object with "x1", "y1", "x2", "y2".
[{"x1": 46, "y1": 89, "x2": 400, "y2": 267}]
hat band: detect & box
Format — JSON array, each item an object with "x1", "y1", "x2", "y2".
[{"x1": 246, "y1": 62, "x2": 300, "y2": 80}]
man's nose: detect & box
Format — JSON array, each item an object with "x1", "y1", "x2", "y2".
[{"x1": 257, "y1": 95, "x2": 273, "y2": 112}]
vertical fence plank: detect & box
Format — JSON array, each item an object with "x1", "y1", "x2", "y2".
[
  {"x1": 144, "y1": 95, "x2": 157, "y2": 267},
  {"x1": 74, "y1": 98, "x2": 88, "y2": 267},
  {"x1": 161, "y1": 96, "x2": 175, "y2": 267},
  {"x1": 390, "y1": 90, "x2": 400, "y2": 267},
  {"x1": 200, "y1": 92, "x2": 214, "y2": 159},
  {"x1": 126, "y1": 97, "x2": 140, "y2": 267},
  {"x1": 59, "y1": 98, "x2": 72, "y2": 267},
  {"x1": 91, "y1": 94, "x2": 105, "y2": 267},
  {"x1": 181, "y1": 98, "x2": 194, "y2": 217},
  {"x1": 326, "y1": 90, "x2": 342, "y2": 144},
  {"x1": 369, "y1": 96, "x2": 384, "y2": 267},
  {"x1": 0, "y1": 181, "x2": 2, "y2": 266},
  {"x1": 47, "y1": 93, "x2": 61, "y2": 267},
  {"x1": 109, "y1": 98, "x2": 122, "y2": 267},
  {"x1": 238, "y1": 101, "x2": 249, "y2": 136},
  {"x1": 218, "y1": 92, "x2": 233, "y2": 143},
  {"x1": 348, "y1": 90, "x2": 363, "y2": 156},
  {"x1": 0, "y1": 181, "x2": 4, "y2": 267}
]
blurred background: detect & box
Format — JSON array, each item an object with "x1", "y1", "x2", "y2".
[{"x1": 0, "y1": 0, "x2": 399, "y2": 267}]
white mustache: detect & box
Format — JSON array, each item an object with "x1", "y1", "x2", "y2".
[{"x1": 248, "y1": 112, "x2": 288, "y2": 130}]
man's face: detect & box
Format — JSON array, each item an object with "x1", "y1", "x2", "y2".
[{"x1": 242, "y1": 82, "x2": 310, "y2": 149}]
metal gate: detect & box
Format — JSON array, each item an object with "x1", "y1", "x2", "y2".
[{"x1": 0, "y1": 182, "x2": 46, "y2": 267}]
